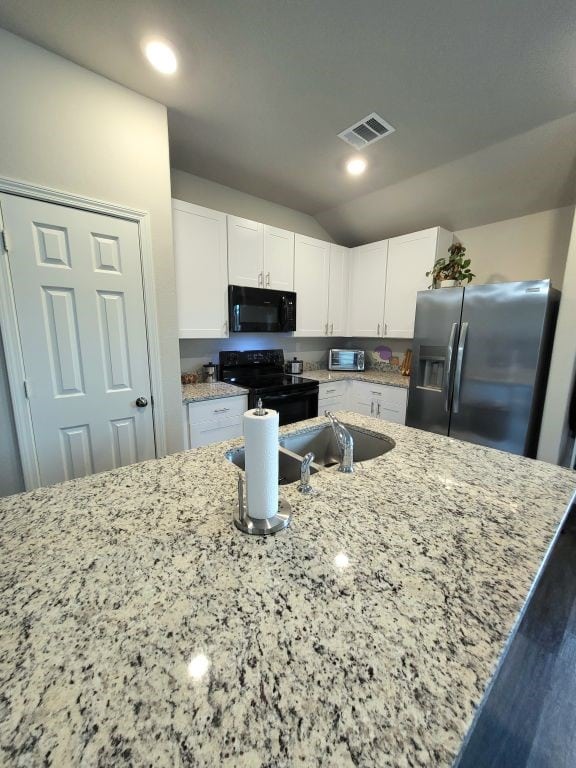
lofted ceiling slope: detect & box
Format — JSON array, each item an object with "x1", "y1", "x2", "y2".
[{"x1": 0, "y1": 0, "x2": 575, "y2": 241}]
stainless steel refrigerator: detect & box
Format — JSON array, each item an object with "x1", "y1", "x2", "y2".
[{"x1": 406, "y1": 280, "x2": 560, "y2": 457}]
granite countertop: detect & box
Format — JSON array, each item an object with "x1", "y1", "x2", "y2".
[
  {"x1": 1, "y1": 413, "x2": 574, "y2": 766},
  {"x1": 182, "y1": 381, "x2": 248, "y2": 404},
  {"x1": 303, "y1": 368, "x2": 409, "y2": 388}
]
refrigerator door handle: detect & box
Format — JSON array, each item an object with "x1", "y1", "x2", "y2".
[
  {"x1": 452, "y1": 322, "x2": 469, "y2": 414},
  {"x1": 443, "y1": 323, "x2": 459, "y2": 413}
]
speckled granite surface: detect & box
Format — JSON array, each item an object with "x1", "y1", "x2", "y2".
[
  {"x1": 1, "y1": 413, "x2": 574, "y2": 766},
  {"x1": 182, "y1": 381, "x2": 248, "y2": 403},
  {"x1": 303, "y1": 368, "x2": 409, "y2": 389}
]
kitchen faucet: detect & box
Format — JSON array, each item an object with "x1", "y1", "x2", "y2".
[{"x1": 325, "y1": 411, "x2": 354, "y2": 473}]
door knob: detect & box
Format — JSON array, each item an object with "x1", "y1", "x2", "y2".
[{"x1": 136, "y1": 396, "x2": 148, "y2": 408}]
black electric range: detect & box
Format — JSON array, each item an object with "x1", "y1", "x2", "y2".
[{"x1": 219, "y1": 349, "x2": 319, "y2": 426}]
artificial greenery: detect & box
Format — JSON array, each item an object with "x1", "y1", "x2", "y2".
[{"x1": 426, "y1": 243, "x2": 475, "y2": 287}]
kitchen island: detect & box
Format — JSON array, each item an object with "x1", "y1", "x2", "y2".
[{"x1": 1, "y1": 413, "x2": 574, "y2": 767}]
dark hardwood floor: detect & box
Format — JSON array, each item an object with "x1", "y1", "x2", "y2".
[{"x1": 455, "y1": 499, "x2": 576, "y2": 767}]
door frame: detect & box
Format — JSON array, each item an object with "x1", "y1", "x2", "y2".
[{"x1": 0, "y1": 175, "x2": 167, "y2": 490}]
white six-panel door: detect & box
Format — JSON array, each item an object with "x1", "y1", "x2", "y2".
[{"x1": 0, "y1": 193, "x2": 156, "y2": 487}]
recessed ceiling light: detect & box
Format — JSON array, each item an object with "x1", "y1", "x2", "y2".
[
  {"x1": 144, "y1": 39, "x2": 178, "y2": 75},
  {"x1": 346, "y1": 157, "x2": 367, "y2": 176}
]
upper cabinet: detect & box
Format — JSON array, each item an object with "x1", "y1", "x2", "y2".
[
  {"x1": 227, "y1": 216, "x2": 263, "y2": 288},
  {"x1": 384, "y1": 227, "x2": 453, "y2": 338},
  {"x1": 327, "y1": 244, "x2": 349, "y2": 337},
  {"x1": 348, "y1": 227, "x2": 453, "y2": 338},
  {"x1": 228, "y1": 216, "x2": 294, "y2": 291},
  {"x1": 172, "y1": 196, "x2": 453, "y2": 341},
  {"x1": 172, "y1": 200, "x2": 229, "y2": 339},
  {"x1": 348, "y1": 240, "x2": 388, "y2": 337},
  {"x1": 294, "y1": 235, "x2": 330, "y2": 336}
]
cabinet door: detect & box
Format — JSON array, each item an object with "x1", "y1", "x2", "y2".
[
  {"x1": 263, "y1": 225, "x2": 294, "y2": 291},
  {"x1": 172, "y1": 200, "x2": 229, "y2": 339},
  {"x1": 227, "y1": 215, "x2": 264, "y2": 288},
  {"x1": 294, "y1": 235, "x2": 330, "y2": 337},
  {"x1": 384, "y1": 229, "x2": 438, "y2": 338},
  {"x1": 328, "y1": 244, "x2": 349, "y2": 337},
  {"x1": 349, "y1": 381, "x2": 376, "y2": 416},
  {"x1": 348, "y1": 241, "x2": 388, "y2": 337},
  {"x1": 377, "y1": 389, "x2": 407, "y2": 425}
]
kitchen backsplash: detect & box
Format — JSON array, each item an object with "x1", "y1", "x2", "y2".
[{"x1": 180, "y1": 335, "x2": 412, "y2": 376}]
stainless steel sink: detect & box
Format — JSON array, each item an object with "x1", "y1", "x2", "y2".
[
  {"x1": 225, "y1": 447, "x2": 319, "y2": 486},
  {"x1": 280, "y1": 425, "x2": 395, "y2": 468},
  {"x1": 226, "y1": 424, "x2": 395, "y2": 485}
]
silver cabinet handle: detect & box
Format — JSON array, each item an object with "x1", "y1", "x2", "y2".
[
  {"x1": 452, "y1": 322, "x2": 469, "y2": 414},
  {"x1": 223, "y1": 320, "x2": 228, "y2": 335},
  {"x1": 443, "y1": 322, "x2": 459, "y2": 413},
  {"x1": 213, "y1": 407, "x2": 230, "y2": 413},
  {"x1": 325, "y1": 388, "x2": 337, "y2": 393},
  {"x1": 377, "y1": 402, "x2": 381, "y2": 417},
  {"x1": 370, "y1": 401, "x2": 374, "y2": 416},
  {"x1": 384, "y1": 323, "x2": 387, "y2": 335},
  {"x1": 377, "y1": 323, "x2": 381, "y2": 336},
  {"x1": 324, "y1": 322, "x2": 329, "y2": 335},
  {"x1": 258, "y1": 272, "x2": 263, "y2": 287},
  {"x1": 266, "y1": 272, "x2": 270, "y2": 287},
  {"x1": 330, "y1": 323, "x2": 334, "y2": 335},
  {"x1": 371, "y1": 390, "x2": 381, "y2": 395}
]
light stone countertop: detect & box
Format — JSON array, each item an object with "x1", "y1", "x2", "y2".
[
  {"x1": 182, "y1": 381, "x2": 249, "y2": 404},
  {"x1": 0, "y1": 413, "x2": 574, "y2": 766},
  {"x1": 302, "y1": 368, "x2": 409, "y2": 389}
]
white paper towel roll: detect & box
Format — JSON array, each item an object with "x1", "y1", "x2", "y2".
[{"x1": 243, "y1": 406, "x2": 279, "y2": 519}]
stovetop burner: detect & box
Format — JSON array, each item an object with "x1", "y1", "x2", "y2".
[{"x1": 219, "y1": 349, "x2": 318, "y2": 394}]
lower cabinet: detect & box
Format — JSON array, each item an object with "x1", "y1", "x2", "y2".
[
  {"x1": 185, "y1": 395, "x2": 248, "y2": 449},
  {"x1": 348, "y1": 381, "x2": 407, "y2": 425},
  {"x1": 318, "y1": 381, "x2": 347, "y2": 415}
]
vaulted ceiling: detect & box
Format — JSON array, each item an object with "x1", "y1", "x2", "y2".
[{"x1": 1, "y1": 0, "x2": 575, "y2": 244}]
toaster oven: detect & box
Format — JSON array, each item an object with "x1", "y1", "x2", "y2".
[{"x1": 328, "y1": 349, "x2": 365, "y2": 371}]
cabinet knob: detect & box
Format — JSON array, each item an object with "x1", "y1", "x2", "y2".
[{"x1": 136, "y1": 396, "x2": 148, "y2": 408}]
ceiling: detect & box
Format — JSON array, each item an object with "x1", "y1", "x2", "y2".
[{"x1": 1, "y1": 0, "x2": 576, "y2": 242}]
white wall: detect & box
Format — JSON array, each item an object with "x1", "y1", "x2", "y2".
[
  {"x1": 0, "y1": 28, "x2": 183, "y2": 495},
  {"x1": 538, "y1": 207, "x2": 576, "y2": 465},
  {"x1": 171, "y1": 169, "x2": 333, "y2": 241},
  {"x1": 455, "y1": 207, "x2": 573, "y2": 288}
]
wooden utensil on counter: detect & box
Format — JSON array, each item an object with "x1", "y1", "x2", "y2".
[{"x1": 400, "y1": 350, "x2": 412, "y2": 376}]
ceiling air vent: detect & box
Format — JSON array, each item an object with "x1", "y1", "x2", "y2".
[{"x1": 338, "y1": 112, "x2": 395, "y2": 150}]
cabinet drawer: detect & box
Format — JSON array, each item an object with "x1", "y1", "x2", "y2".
[
  {"x1": 189, "y1": 417, "x2": 243, "y2": 449},
  {"x1": 188, "y1": 395, "x2": 247, "y2": 425},
  {"x1": 318, "y1": 381, "x2": 347, "y2": 399},
  {"x1": 319, "y1": 396, "x2": 345, "y2": 413}
]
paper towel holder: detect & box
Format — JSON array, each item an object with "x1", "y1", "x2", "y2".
[{"x1": 233, "y1": 474, "x2": 291, "y2": 535}]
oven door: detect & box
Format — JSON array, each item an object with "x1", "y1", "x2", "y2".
[
  {"x1": 229, "y1": 285, "x2": 296, "y2": 333},
  {"x1": 251, "y1": 387, "x2": 318, "y2": 426}
]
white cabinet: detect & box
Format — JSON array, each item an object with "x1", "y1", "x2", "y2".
[
  {"x1": 384, "y1": 228, "x2": 453, "y2": 338},
  {"x1": 349, "y1": 381, "x2": 407, "y2": 424},
  {"x1": 318, "y1": 380, "x2": 348, "y2": 413},
  {"x1": 327, "y1": 244, "x2": 349, "y2": 337},
  {"x1": 172, "y1": 200, "x2": 229, "y2": 339},
  {"x1": 227, "y1": 216, "x2": 263, "y2": 288},
  {"x1": 348, "y1": 240, "x2": 388, "y2": 337},
  {"x1": 348, "y1": 228, "x2": 452, "y2": 339},
  {"x1": 228, "y1": 216, "x2": 294, "y2": 291},
  {"x1": 263, "y1": 225, "x2": 295, "y2": 291},
  {"x1": 294, "y1": 238, "x2": 348, "y2": 337},
  {"x1": 187, "y1": 395, "x2": 248, "y2": 449},
  {"x1": 294, "y1": 235, "x2": 330, "y2": 336}
]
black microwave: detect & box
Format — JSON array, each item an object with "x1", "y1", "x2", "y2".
[{"x1": 228, "y1": 285, "x2": 296, "y2": 333}]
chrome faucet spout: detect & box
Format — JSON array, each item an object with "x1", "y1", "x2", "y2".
[{"x1": 324, "y1": 411, "x2": 354, "y2": 473}]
